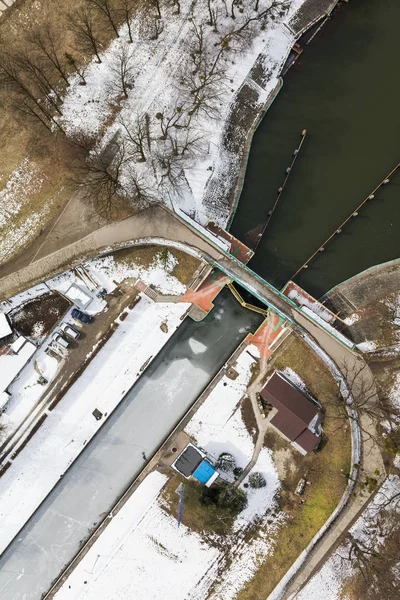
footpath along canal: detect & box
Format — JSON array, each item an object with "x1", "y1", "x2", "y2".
[
  {"x1": 0, "y1": 291, "x2": 262, "y2": 600},
  {"x1": 231, "y1": 0, "x2": 400, "y2": 298}
]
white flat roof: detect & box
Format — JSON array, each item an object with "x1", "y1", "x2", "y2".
[
  {"x1": 0, "y1": 313, "x2": 12, "y2": 339},
  {"x1": 0, "y1": 391, "x2": 10, "y2": 411},
  {"x1": 64, "y1": 283, "x2": 92, "y2": 309},
  {"x1": 0, "y1": 340, "x2": 36, "y2": 394},
  {"x1": 10, "y1": 335, "x2": 27, "y2": 354}
]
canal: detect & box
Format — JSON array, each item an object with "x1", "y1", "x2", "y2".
[
  {"x1": 231, "y1": 0, "x2": 400, "y2": 298},
  {"x1": 0, "y1": 290, "x2": 262, "y2": 600}
]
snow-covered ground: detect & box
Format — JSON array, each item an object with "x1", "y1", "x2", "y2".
[
  {"x1": 296, "y1": 475, "x2": 400, "y2": 600},
  {"x1": 185, "y1": 345, "x2": 259, "y2": 468},
  {"x1": 0, "y1": 248, "x2": 187, "y2": 441},
  {"x1": 54, "y1": 343, "x2": 283, "y2": 600},
  {"x1": 54, "y1": 472, "x2": 220, "y2": 600},
  {"x1": 0, "y1": 297, "x2": 189, "y2": 556},
  {"x1": 55, "y1": 0, "x2": 303, "y2": 224}
]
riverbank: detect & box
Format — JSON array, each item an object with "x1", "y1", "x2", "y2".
[{"x1": 203, "y1": 0, "x2": 340, "y2": 227}]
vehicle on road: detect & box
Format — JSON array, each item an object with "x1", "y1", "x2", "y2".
[
  {"x1": 60, "y1": 322, "x2": 81, "y2": 340},
  {"x1": 71, "y1": 308, "x2": 93, "y2": 324},
  {"x1": 52, "y1": 332, "x2": 70, "y2": 349}
]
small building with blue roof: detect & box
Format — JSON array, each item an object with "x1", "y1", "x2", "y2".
[{"x1": 172, "y1": 442, "x2": 219, "y2": 487}]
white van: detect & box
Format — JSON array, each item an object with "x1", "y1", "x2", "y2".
[{"x1": 60, "y1": 322, "x2": 81, "y2": 340}]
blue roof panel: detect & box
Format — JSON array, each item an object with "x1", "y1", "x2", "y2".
[{"x1": 192, "y1": 460, "x2": 216, "y2": 484}]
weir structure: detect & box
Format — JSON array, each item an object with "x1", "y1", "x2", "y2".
[{"x1": 0, "y1": 203, "x2": 354, "y2": 351}]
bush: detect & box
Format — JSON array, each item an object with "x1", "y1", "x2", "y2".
[
  {"x1": 249, "y1": 472, "x2": 266, "y2": 489},
  {"x1": 217, "y1": 452, "x2": 236, "y2": 472},
  {"x1": 200, "y1": 483, "x2": 247, "y2": 515}
]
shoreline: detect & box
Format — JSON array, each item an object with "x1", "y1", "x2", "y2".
[{"x1": 208, "y1": 0, "x2": 342, "y2": 231}]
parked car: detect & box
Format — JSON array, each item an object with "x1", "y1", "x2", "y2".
[
  {"x1": 71, "y1": 308, "x2": 93, "y2": 324},
  {"x1": 60, "y1": 322, "x2": 81, "y2": 340},
  {"x1": 52, "y1": 331, "x2": 70, "y2": 349}
]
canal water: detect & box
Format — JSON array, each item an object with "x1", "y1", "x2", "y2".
[
  {"x1": 0, "y1": 291, "x2": 262, "y2": 600},
  {"x1": 231, "y1": 0, "x2": 400, "y2": 298}
]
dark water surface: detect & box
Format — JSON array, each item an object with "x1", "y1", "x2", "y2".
[{"x1": 231, "y1": 0, "x2": 400, "y2": 297}]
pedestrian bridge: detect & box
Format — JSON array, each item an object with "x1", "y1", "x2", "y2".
[{"x1": 0, "y1": 203, "x2": 354, "y2": 351}]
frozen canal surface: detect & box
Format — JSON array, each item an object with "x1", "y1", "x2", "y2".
[{"x1": 0, "y1": 291, "x2": 262, "y2": 600}]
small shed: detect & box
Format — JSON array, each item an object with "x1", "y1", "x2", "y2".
[{"x1": 172, "y1": 443, "x2": 219, "y2": 486}]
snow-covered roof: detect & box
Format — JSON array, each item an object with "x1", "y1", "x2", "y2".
[
  {"x1": 0, "y1": 338, "x2": 36, "y2": 394},
  {"x1": 10, "y1": 336, "x2": 26, "y2": 354},
  {"x1": 0, "y1": 313, "x2": 12, "y2": 339},
  {"x1": 63, "y1": 283, "x2": 92, "y2": 309},
  {"x1": 0, "y1": 391, "x2": 10, "y2": 411}
]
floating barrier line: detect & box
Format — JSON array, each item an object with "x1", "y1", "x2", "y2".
[
  {"x1": 257, "y1": 129, "x2": 307, "y2": 245},
  {"x1": 291, "y1": 162, "x2": 400, "y2": 281}
]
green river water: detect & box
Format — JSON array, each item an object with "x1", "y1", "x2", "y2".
[{"x1": 231, "y1": 0, "x2": 400, "y2": 298}]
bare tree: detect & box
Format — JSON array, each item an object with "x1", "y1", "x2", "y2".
[
  {"x1": 119, "y1": 115, "x2": 148, "y2": 162},
  {"x1": 69, "y1": 7, "x2": 103, "y2": 64},
  {"x1": 168, "y1": 128, "x2": 203, "y2": 157},
  {"x1": 117, "y1": 0, "x2": 136, "y2": 42},
  {"x1": 109, "y1": 45, "x2": 134, "y2": 98},
  {"x1": 0, "y1": 51, "x2": 64, "y2": 132},
  {"x1": 155, "y1": 106, "x2": 183, "y2": 139},
  {"x1": 65, "y1": 53, "x2": 88, "y2": 85},
  {"x1": 28, "y1": 25, "x2": 70, "y2": 86},
  {"x1": 151, "y1": 18, "x2": 164, "y2": 40},
  {"x1": 149, "y1": 0, "x2": 162, "y2": 19},
  {"x1": 14, "y1": 52, "x2": 63, "y2": 113},
  {"x1": 72, "y1": 139, "x2": 128, "y2": 219},
  {"x1": 86, "y1": 0, "x2": 120, "y2": 37},
  {"x1": 338, "y1": 525, "x2": 400, "y2": 599}
]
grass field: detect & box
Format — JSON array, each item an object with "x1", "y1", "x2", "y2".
[{"x1": 236, "y1": 334, "x2": 351, "y2": 599}]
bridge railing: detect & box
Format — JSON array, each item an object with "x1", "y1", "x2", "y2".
[{"x1": 172, "y1": 207, "x2": 355, "y2": 350}]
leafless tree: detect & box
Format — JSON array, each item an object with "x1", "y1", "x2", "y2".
[
  {"x1": 28, "y1": 25, "x2": 70, "y2": 86},
  {"x1": 86, "y1": 0, "x2": 120, "y2": 38},
  {"x1": 182, "y1": 46, "x2": 227, "y2": 118},
  {"x1": 149, "y1": 0, "x2": 162, "y2": 19},
  {"x1": 65, "y1": 53, "x2": 88, "y2": 85},
  {"x1": 69, "y1": 7, "x2": 103, "y2": 64},
  {"x1": 119, "y1": 115, "x2": 149, "y2": 162},
  {"x1": 0, "y1": 51, "x2": 64, "y2": 132},
  {"x1": 338, "y1": 525, "x2": 400, "y2": 599},
  {"x1": 207, "y1": 0, "x2": 215, "y2": 26},
  {"x1": 168, "y1": 129, "x2": 204, "y2": 157},
  {"x1": 128, "y1": 171, "x2": 156, "y2": 207},
  {"x1": 71, "y1": 139, "x2": 129, "y2": 219},
  {"x1": 14, "y1": 52, "x2": 63, "y2": 113},
  {"x1": 155, "y1": 106, "x2": 183, "y2": 140},
  {"x1": 117, "y1": 0, "x2": 136, "y2": 42},
  {"x1": 151, "y1": 18, "x2": 164, "y2": 40},
  {"x1": 109, "y1": 45, "x2": 134, "y2": 98}
]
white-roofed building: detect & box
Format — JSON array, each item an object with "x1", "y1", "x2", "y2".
[
  {"x1": 0, "y1": 313, "x2": 12, "y2": 340},
  {"x1": 0, "y1": 336, "x2": 36, "y2": 398}
]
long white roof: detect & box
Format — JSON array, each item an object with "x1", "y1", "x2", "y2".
[
  {"x1": 0, "y1": 337, "x2": 36, "y2": 394},
  {"x1": 0, "y1": 313, "x2": 12, "y2": 339}
]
